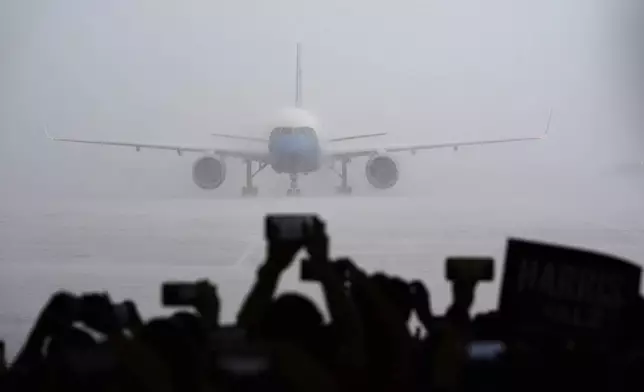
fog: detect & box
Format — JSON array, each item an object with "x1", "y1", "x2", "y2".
[
  {"x1": 2, "y1": 0, "x2": 644, "y2": 358},
  {"x1": 0, "y1": 0, "x2": 641, "y2": 200}
]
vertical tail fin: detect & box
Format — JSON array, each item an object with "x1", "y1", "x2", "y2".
[{"x1": 295, "y1": 43, "x2": 303, "y2": 107}]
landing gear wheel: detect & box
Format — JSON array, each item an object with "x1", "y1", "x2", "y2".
[
  {"x1": 287, "y1": 174, "x2": 301, "y2": 197},
  {"x1": 242, "y1": 186, "x2": 258, "y2": 197},
  {"x1": 336, "y1": 186, "x2": 352, "y2": 195}
]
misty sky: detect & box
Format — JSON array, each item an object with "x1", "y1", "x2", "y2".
[
  {"x1": 0, "y1": 0, "x2": 641, "y2": 198},
  {"x1": 3, "y1": 1, "x2": 644, "y2": 358}
]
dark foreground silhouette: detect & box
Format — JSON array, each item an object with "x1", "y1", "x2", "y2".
[{"x1": 2, "y1": 215, "x2": 644, "y2": 392}]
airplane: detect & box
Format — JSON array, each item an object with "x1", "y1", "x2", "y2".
[{"x1": 46, "y1": 43, "x2": 551, "y2": 196}]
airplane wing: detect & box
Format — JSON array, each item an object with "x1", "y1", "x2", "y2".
[
  {"x1": 45, "y1": 128, "x2": 269, "y2": 162},
  {"x1": 329, "y1": 111, "x2": 552, "y2": 160},
  {"x1": 328, "y1": 132, "x2": 387, "y2": 142},
  {"x1": 211, "y1": 133, "x2": 268, "y2": 143},
  {"x1": 328, "y1": 134, "x2": 545, "y2": 160}
]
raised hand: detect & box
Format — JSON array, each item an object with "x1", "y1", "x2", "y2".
[{"x1": 194, "y1": 279, "x2": 220, "y2": 329}]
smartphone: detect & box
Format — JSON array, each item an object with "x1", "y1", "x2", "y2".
[
  {"x1": 468, "y1": 340, "x2": 505, "y2": 360},
  {"x1": 301, "y1": 258, "x2": 351, "y2": 282},
  {"x1": 265, "y1": 214, "x2": 316, "y2": 242},
  {"x1": 162, "y1": 282, "x2": 198, "y2": 306},
  {"x1": 446, "y1": 257, "x2": 494, "y2": 282}
]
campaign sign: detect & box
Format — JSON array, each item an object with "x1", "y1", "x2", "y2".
[{"x1": 499, "y1": 238, "x2": 641, "y2": 342}]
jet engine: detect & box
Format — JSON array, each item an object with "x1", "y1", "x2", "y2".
[
  {"x1": 192, "y1": 156, "x2": 226, "y2": 190},
  {"x1": 365, "y1": 155, "x2": 399, "y2": 189}
]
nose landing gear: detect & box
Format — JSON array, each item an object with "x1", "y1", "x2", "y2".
[{"x1": 287, "y1": 174, "x2": 301, "y2": 196}]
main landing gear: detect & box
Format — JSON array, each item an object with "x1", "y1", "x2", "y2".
[
  {"x1": 335, "y1": 158, "x2": 352, "y2": 194},
  {"x1": 241, "y1": 160, "x2": 267, "y2": 197},
  {"x1": 241, "y1": 160, "x2": 353, "y2": 196},
  {"x1": 287, "y1": 174, "x2": 301, "y2": 196}
]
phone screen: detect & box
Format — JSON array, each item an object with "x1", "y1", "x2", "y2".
[
  {"x1": 446, "y1": 257, "x2": 494, "y2": 282},
  {"x1": 277, "y1": 217, "x2": 306, "y2": 240},
  {"x1": 468, "y1": 340, "x2": 505, "y2": 360},
  {"x1": 266, "y1": 215, "x2": 314, "y2": 241}
]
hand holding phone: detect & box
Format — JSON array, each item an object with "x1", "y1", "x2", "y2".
[
  {"x1": 161, "y1": 279, "x2": 220, "y2": 326},
  {"x1": 303, "y1": 216, "x2": 328, "y2": 262},
  {"x1": 445, "y1": 257, "x2": 494, "y2": 283},
  {"x1": 162, "y1": 282, "x2": 199, "y2": 306},
  {"x1": 265, "y1": 214, "x2": 317, "y2": 272},
  {"x1": 265, "y1": 214, "x2": 316, "y2": 243},
  {"x1": 194, "y1": 280, "x2": 220, "y2": 328},
  {"x1": 80, "y1": 293, "x2": 121, "y2": 335}
]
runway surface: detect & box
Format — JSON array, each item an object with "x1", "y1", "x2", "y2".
[{"x1": 1, "y1": 174, "x2": 643, "y2": 358}]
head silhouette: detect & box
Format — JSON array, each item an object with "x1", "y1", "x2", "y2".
[{"x1": 261, "y1": 292, "x2": 323, "y2": 345}]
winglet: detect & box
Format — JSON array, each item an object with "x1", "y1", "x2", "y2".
[
  {"x1": 43, "y1": 125, "x2": 55, "y2": 140},
  {"x1": 542, "y1": 109, "x2": 553, "y2": 139}
]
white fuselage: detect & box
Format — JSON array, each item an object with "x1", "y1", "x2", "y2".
[{"x1": 265, "y1": 107, "x2": 327, "y2": 174}]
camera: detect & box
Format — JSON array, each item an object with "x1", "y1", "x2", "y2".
[
  {"x1": 265, "y1": 214, "x2": 317, "y2": 243},
  {"x1": 162, "y1": 282, "x2": 199, "y2": 307},
  {"x1": 446, "y1": 257, "x2": 494, "y2": 283},
  {"x1": 266, "y1": 214, "x2": 333, "y2": 282},
  {"x1": 300, "y1": 258, "x2": 352, "y2": 282}
]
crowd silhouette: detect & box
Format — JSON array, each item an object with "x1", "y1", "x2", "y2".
[{"x1": 2, "y1": 214, "x2": 644, "y2": 392}]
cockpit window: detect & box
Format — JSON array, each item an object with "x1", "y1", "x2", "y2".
[
  {"x1": 295, "y1": 127, "x2": 316, "y2": 139},
  {"x1": 269, "y1": 127, "x2": 287, "y2": 142},
  {"x1": 269, "y1": 127, "x2": 316, "y2": 142}
]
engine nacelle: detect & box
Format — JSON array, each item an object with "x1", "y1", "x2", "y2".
[
  {"x1": 365, "y1": 155, "x2": 399, "y2": 189},
  {"x1": 192, "y1": 156, "x2": 226, "y2": 190}
]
